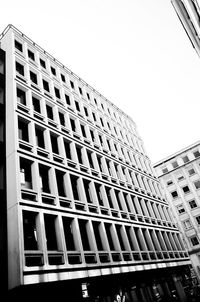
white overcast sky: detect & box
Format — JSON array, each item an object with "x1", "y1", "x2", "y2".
[{"x1": 1, "y1": 0, "x2": 200, "y2": 163}]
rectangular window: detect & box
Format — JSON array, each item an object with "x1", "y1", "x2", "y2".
[
  {"x1": 95, "y1": 183, "x2": 103, "y2": 206},
  {"x1": 15, "y1": 40, "x2": 23, "y2": 52},
  {"x1": 64, "y1": 139, "x2": 72, "y2": 159},
  {"x1": 28, "y1": 49, "x2": 35, "y2": 61},
  {"x1": 105, "y1": 187, "x2": 114, "y2": 208},
  {"x1": 20, "y1": 158, "x2": 32, "y2": 189},
  {"x1": 76, "y1": 145, "x2": 83, "y2": 164},
  {"x1": 115, "y1": 190, "x2": 123, "y2": 210},
  {"x1": 87, "y1": 150, "x2": 94, "y2": 169},
  {"x1": 171, "y1": 191, "x2": 178, "y2": 199},
  {"x1": 188, "y1": 168, "x2": 195, "y2": 176},
  {"x1": 182, "y1": 155, "x2": 189, "y2": 163},
  {"x1": 59, "y1": 112, "x2": 65, "y2": 126},
  {"x1": 191, "y1": 236, "x2": 199, "y2": 246},
  {"x1": 183, "y1": 219, "x2": 192, "y2": 230},
  {"x1": 46, "y1": 105, "x2": 54, "y2": 120},
  {"x1": 54, "y1": 87, "x2": 60, "y2": 99},
  {"x1": 104, "y1": 223, "x2": 115, "y2": 250},
  {"x1": 86, "y1": 92, "x2": 90, "y2": 100},
  {"x1": 172, "y1": 161, "x2": 178, "y2": 168},
  {"x1": 43, "y1": 79, "x2": 50, "y2": 92},
  {"x1": 84, "y1": 106, "x2": 88, "y2": 117},
  {"x1": 83, "y1": 179, "x2": 92, "y2": 203},
  {"x1": 189, "y1": 200, "x2": 197, "y2": 209},
  {"x1": 79, "y1": 87, "x2": 83, "y2": 95},
  {"x1": 182, "y1": 186, "x2": 190, "y2": 194},
  {"x1": 55, "y1": 170, "x2": 66, "y2": 197},
  {"x1": 62, "y1": 217, "x2": 76, "y2": 251},
  {"x1": 61, "y1": 74, "x2": 66, "y2": 83},
  {"x1": 17, "y1": 88, "x2": 26, "y2": 105},
  {"x1": 39, "y1": 165, "x2": 50, "y2": 193},
  {"x1": 32, "y1": 97, "x2": 41, "y2": 113},
  {"x1": 16, "y1": 62, "x2": 24, "y2": 76},
  {"x1": 40, "y1": 59, "x2": 46, "y2": 69},
  {"x1": 65, "y1": 94, "x2": 71, "y2": 105},
  {"x1": 196, "y1": 216, "x2": 200, "y2": 225},
  {"x1": 23, "y1": 211, "x2": 38, "y2": 250},
  {"x1": 75, "y1": 100, "x2": 80, "y2": 111},
  {"x1": 70, "y1": 80, "x2": 74, "y2": 89},
  {"x1": 44, "y1": 214, "x2": 58, "y2": 250},
  {"x1": 51, "y1": 66, "x2": 56, "y2": 76},
  {"x1": 90, "y1": 129, "x2": 95, "y2": 142},
  {"x1": 92, "y1": 221, "x2": 104, "y2": 251},
  {"x1": 30, "y1": 71, "x2": 38, "y2": 85},
  {"x1": 70, "y1": 118, "x2": 76, "y2": 132},
  {"x1": 80, "y1": 124, "x2": 86, "y2": 137},
  {"x1": 115, "y1": 225, "x2": 125, "y2": 250},
  {"x1": 193, "y1": 150, "x2": 200, "y2": 158},
  {"x1": 18, "y1": 118, "x2": 29, "y2": 142},
  {"x1": 70, "y1": 175, "x2": 80, "y2": 200},
  {"x1": 177, "y1": 205, "x2": 185, "y2": 214},
  {"x1": 194, "y1": 180, "x2": 200, "y2": 190},
  {"x1": 78, "y1": 219, "x2": 91, "y2": 251},
  {"x1": 35, "y1": 126, "x2": 45, "y2": 148},
  {"x1": 50, "y1": 133, "x2": 59, "y2": 154}
]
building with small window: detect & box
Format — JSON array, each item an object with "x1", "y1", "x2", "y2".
[
  {"x1": 171, "y1": 0, "x2": 200, "y2": 56},
  {"x1": 154, "y1": 141, "x2": 200, "y2": 281},
  {"x1": 0, "y1": 25, "x2": 193, "y2": 301}
]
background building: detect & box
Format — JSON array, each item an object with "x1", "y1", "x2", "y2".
[
  {"x1": 154, "y1": 141, "x2": 200, "y2": 282},
  {"x1": 171, "y1": 0, "x2": 200, "y2": 56},
  {"x1": 0, "y1": 24, "x2": 193, "y2": 301}
]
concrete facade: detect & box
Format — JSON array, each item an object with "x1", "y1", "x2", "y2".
[
  {"x1": 0, "y1": 25, "x2": 194, "y2": 301},
  {"x1": 154, "y1": 141, "x2": 200, "y2": 282}
]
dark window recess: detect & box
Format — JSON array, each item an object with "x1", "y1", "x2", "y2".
[
  {"x1": 64, "y1": 140, "x2": 72, "y2": 159},
  {"x1": 86, "y1": 93, "x2": 90, "y2": 100},
  {"x1": 44, "y1": 214, "x2": 58, "y2": 250},
  {"x1": 105, "y1": 223, "x2": 115, "y2": 250},
  {"x1": 54, "y1": 87, "x2": 60, "y2": 99},
  {"x1": 50, "y1": 134, "x2": 59, "y2": 154},
  {"x1": 32, "y1": 97, "x2": 41, "y2": 113},
  {"x1": 65, "y1": 94, "x2": 71, "y2": 105},
  {"x1": 79, "y1": 87, "x2": 83, "y2": 95},
  {"x1": 83, "y1": 179, "x2": 92, "y2": 203},
  {"x1": 39, "y1": 165, "x2": 50, "y2": 193},
  {"x1": 116, "y1": 225, "x2": 125, "y2": 250},
  {"x1": 61, "y1": 74, "x2": 65, "y2": 82},
  {"x1": 46, "y1": 105, "x2": 53, "y2": 119},
  {"x1": 51, "y1": 66, "x2": 56, "y2": 76},
  {"x1": 56, "y1": 170, "x2": 66, "y2": 197},
  {"x1": 84, "y1": 107, "x2": 88, "y2": 116},
  {"x1": 115, "y1": 190, "x2": 123, "y2": 210},
  {"x1": 18, "y1": 119, "x2": 29, "y2": 141},
  {"x1": 35, "y1": 126, "x2": 45, "y2": 148},
  {"x1": 125, "y1": 226, "x2": 135, "y2": 250},
  {"x1": 87, "y1": 151, "x2": 94, "y2": 169},
  {"x1": 76, "y1": 146, "x2": 83, "y2": 164},
  {"x1": 75, "y1": 101, "x2": 80, "y2": 111},
  {"x1": 90, "y1": 130, "x2": 95, "y2": 142},
  {"x1": 95, "y1": 183, "x2": 103, "y2": 206},
  {"x1": 124, "y1": 193, "x2": 131, "y2": 212},
  {"x1": 17, "y1": 88, "x2": 26, "y2": 105},
  {"x1": 28, "y1": 50, "x2": 35, "y2": 61},
  {"x1": 62, "y1": 217, "x2": 76, "y2": 251},
  {"x1": 30, "y1": 71, "x2": 38, "y2": 84},
  {"x1": 78, "y1": 220, "x2": 91, "y2": 251},
  {"x1": 59, "y1": 112, "x2": 65, "y2": 126},
  {"x1": 92, "y1": 222, "x2": 104, "y2": 250},
  {"x1": 171, "y1": 191, "x2": 178, "y2": 198},
  {"x1": 99, "y1": 135, "x2": 103, "y2": 145},
  {"x1": 182, "y1": 186, "x2": 190, "y2": 194},
  {"x1": 23, "y1": 211, "x2": 38, "y2": 250},
  {"x1": 70, "y1": 80, "x2": 74, "y2": 89},
  {"x1": 16, "y1": 62, "x2": 24, "y2": 76},
  {"x1": 43, "y1": 79, "x2": 50, "y2": 92},
  {"x1": 70, "y1": 175, "x2": 80, "y2": 200},
  {"x1": 40, "y1": 59, "x2": 46, "y2": 69},
  {"x1": 15, "y1": 40, "x2": 23, "y2": 52},
  {"x1": 97, "y1": 156, "x2": 103, "y2": 172},
  {"x1": 80, "y1": 124, "x2": 86, "y2": 137},
  {"x1": 105, "y1": 187, "x2": 113, "y2": 208},
  {"x1": 70, "y1": 118, "x2": 76, "y2": 132},
  {"x1": 0, "y1": 87, "x2": 4, "y2": 104},
  {"x1": 92, "y1": 112, "x2": 96, "y2": 121},
  {"x1": 194, "y1": 150, "x2": 200, "y2": 158},
  {"x1": 20, "y1": 158, "x2": 32, "y2": 189}
]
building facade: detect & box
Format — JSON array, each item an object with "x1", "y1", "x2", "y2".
[
  {"x1": 154, "y1": 141, "x2": 200, "y2": 283},
  {"x1": 0, "y1": 25, "x2": 193, "y2": 301},
  {"x1": 171, "y1": 0, "x2": 200, "y2": 56}
]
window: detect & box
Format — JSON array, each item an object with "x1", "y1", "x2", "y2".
[
  {"x1": 70, "y1": 80, "x2": 74, "y2": 89},
  {"x1": 79, "y1": 87, "x2": 83, "y2": 95},
  {"x1": 86, "y1": 92, "x2": 90, "y2": 100},
  {"x1": 90, "y1": 129, "x2": 95, "y2": 142},
  {"x1": 23, "y1": 211, "x2": 38, "y2": 250},
  {"x1": 177, "y1": 205, "x2": 185, "y2": 214},
  {"x1": 28, "y1": 49, "x2": 35, "y2": 61},
  {"x1": 177, "y1": 175, "x2": 184, "y2": 181},
  {"x1": 43, "y1": 79, "x2": 50, "y2": 92},
  {"x1": 162, "y1": 168, "x2": 168, "y2": 174},
  {"x1": 92, "y1": 221, "x2": 104, "y2": 250},
  {"x1": 32, "y1": 96, "x2": 41, "y2": 113},
  {"x1": 65, "y1": 94, "x2": 71, "y2": 105},
  {"x1": 39, "y1": 165, "x2": 50, "y2": 193},
  {"x1": 78, "y1": 219, "x2": 91, "y2": 251},
  {"x1": 46, "y1": 105, "x2": 54, "y2": 120},
  {"x1": 62, "y1": 217, "x2": 76, "y2": 251},
  {"x1": 105, "y1": 187, "x2": 114, "y2": 208},
  {"x1": 167, "y1": 180, "x2": 173, "y2": 186},
  {"x1": 104, "y1": 223, "x2": 115, "y2": 250},
  {"x1": 196, "y1": 216, "x2": 200, "y2": 225},
  {"x1": 194, "y1": 180, "x2": 200, "y2": 190},
  {"x1": 40, "y1": 59, "x2": 46, "y2": 69},
  {"x1": 95, "y1": 183, "x2": 103, "y2": 206},
  {"x1": 171, "y1": 190, "x2": 178, "y2": 199},
  {"x1": 55, "y1": 170, "x2": 66, "y2": 197},
  {"x1": 15, "y1": 40, "x2": 23, "y2": 52},
  {"x1": 64, "y1": 139, "x2": 72, "y2": 159},
  {"x1": 190, "y1": 236, "x2": 199, "y2": 246},
  {"x1": 76, "y1": 145, "x2": 83, "y2": 164},
  {"x1": 51, "y1": 66, "x2": 56, "y2": 76},
  {"x1": 61, "y1": 74, "x2": 66, "y2": 83},
  {"x1": 84, "y1": 106, "x2": 89, "y2": 117},
  {"x1": 70, "y1": 118, "x2": 76, "y2": 132},
  {"x1": 18, "y1": 118, "x2": 29, "y2": 142},
  {"x1": 17, "y1": 88, "x2": 26, "y2": 105},
  {"x1": 59, "y1": 112, "x2": 65, "y2": 126},
  {"x1": 182, "y1": 155, "x2": 189, "y2": 163},
  {"x1": 50, "y1": 133, "x2": 59, "y2": 154},
  {"x1": 30, "y1": 71, "x2": 38, "y2": 85},
  {"x1": 80, "y1": 124, "x2": 86, "y2": 138},
  {"x1": 54, "y1": 87, "x2": 60, "y2": 99},
  {"x1": 182, "y1": 186, "x2": 190, "y2": 194},
  {"x1": 183, "y1": 219, "x2": 192, "y2": 230},
  {"x1": 35, "y1": 126, "x2": 45, "y2": 148},
  {"x1": 74, "y1": 101, "x2": 80, "y2": 112},
  {"x1": 70, "y1": 175, "x2": 80, "y2": 200},
  {"x1": 188, "y1": 168, "x2": 195, "y2": 176},
  {"x1": 20, "y1": 158, "x2": 32, "y2": 189},
  {"x1": 172, "y1": 161, "x2": 178, "y2": 168},
  {"x1": 16, "y1": 62, "x2": 24, "y2": 76},
  {"x1": 83, "y1": 179, "x2": 93, "y2": 203},
  {"x1": 189, "y1": 200, "x2": 197, "y2": 209},
  {"x1": 44, "y1": 214, "x2": 58, "y2": 250},
  {"x1": 87, "y1": 150, "x2": 94, "y2": 169},
  {"x1": 193, "y1": 150, "x2": 200, "y2": 158}
]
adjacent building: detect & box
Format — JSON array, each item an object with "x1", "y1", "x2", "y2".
[
  {"x1": 0, "y1": 24, "x2": 193, "y2": 301},
  {"x1": 171, "y1": 0, "x2": 200, "y2": 56},
  {"x1": 154, "y1": 141, "x2": 200, "y2": 282}
]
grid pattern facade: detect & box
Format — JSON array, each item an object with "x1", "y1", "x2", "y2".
[
  {"x1": 0, "y1": 25, "x2": 190, "y2": 290},
  {"x1": 154, "y1": 142, "x2": 200, "y2": 280}
]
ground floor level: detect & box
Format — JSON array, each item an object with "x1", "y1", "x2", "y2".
[{"x1": 7, "y1": 265, "x2": 200, "y2": 302}]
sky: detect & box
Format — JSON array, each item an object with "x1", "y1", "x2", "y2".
[{"x1": 1, "y1": 0, "x2": 200, "y2": 163}]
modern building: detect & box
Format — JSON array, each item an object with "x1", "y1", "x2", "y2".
[
  {"x1": 0, "y1": 24, "x2": 193, "y2": 301},
  {"x1": 154, "y1": 141, "x2": 200, "y2": 282},
  {"x1": 171, "y1": 0, "x2": 200, "y2": 56}
]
